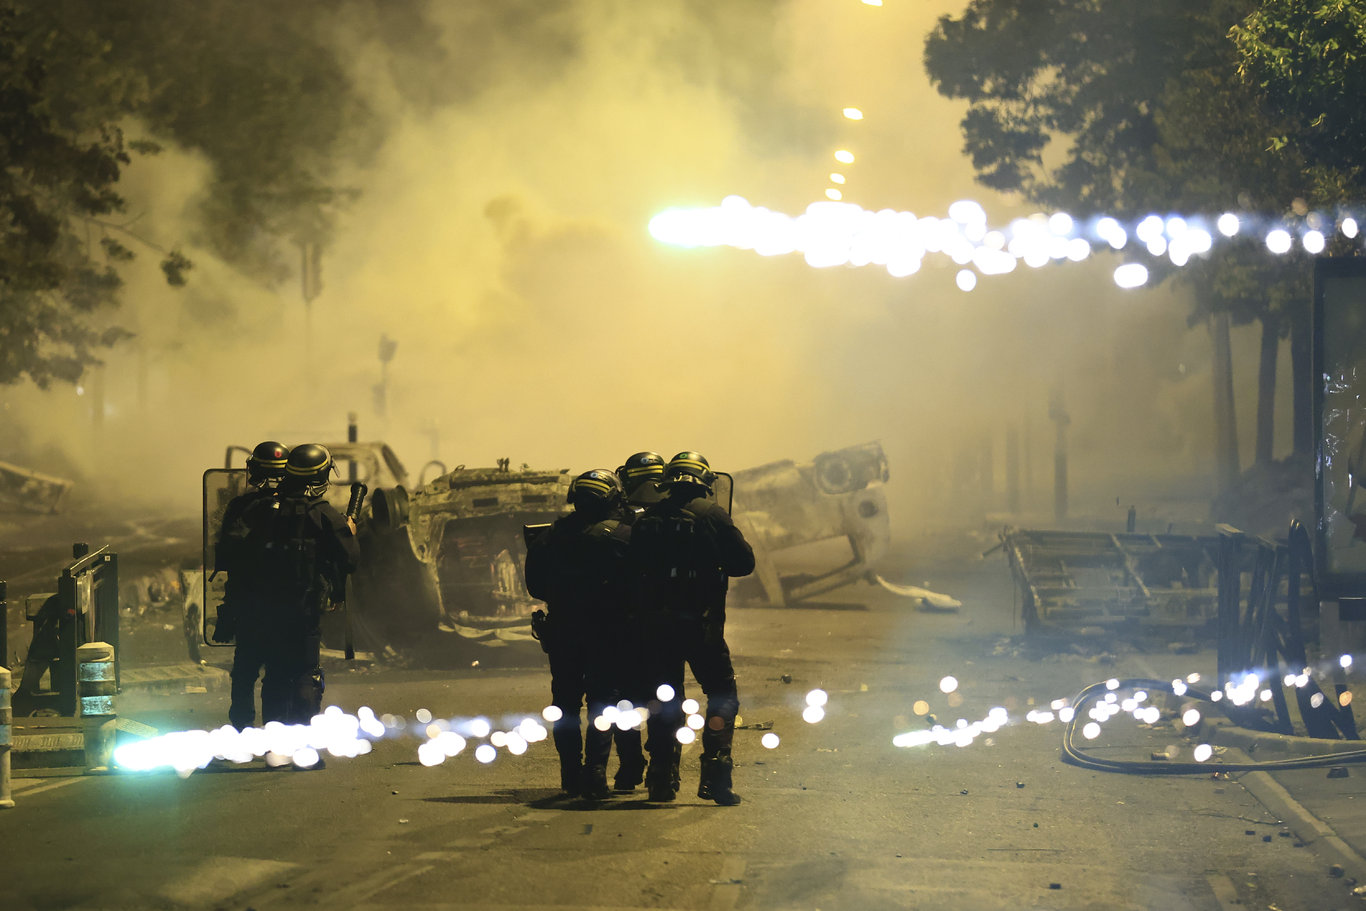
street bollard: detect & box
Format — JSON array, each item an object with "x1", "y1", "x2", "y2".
[
  {"x1": 77, "y1": 642, "x2": 116, "y2": 773},
  {"x1": 1, "y1": 666, "x2": 13, "y2": 808}
]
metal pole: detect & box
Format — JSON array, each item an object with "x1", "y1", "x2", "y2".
[
  {"x1": 77, "y1": 642, "x2": 116, "y2": 773},
  {"x1": 0, "y1": 666, "x2": 12, "y2": 807}
]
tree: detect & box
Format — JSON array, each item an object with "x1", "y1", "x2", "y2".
[
  {"x1": 0, "y1": 3, "x2": 185, "y2": 387},
  {"x1": 924, "y1": 0, "x2": 1316, "y2": 481},
  {"x1": 1233, "y1": 0, "x2": 1366, "y2": 202}
]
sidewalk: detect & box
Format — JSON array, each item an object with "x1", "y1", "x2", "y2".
[{"x1": 1206, "y1": 721, "x2": 1366, "y2": 893}]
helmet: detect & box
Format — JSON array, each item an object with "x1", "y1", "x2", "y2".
[
  {"x1": 567, "y1": 469, "x2": 624, "y2": 512},
  {"x1": 663, "y1": 451, "x2": 716, "y2": 492},
  {"x1": 283, "y1": 443, "x2": 335, "y2": 496},
  {"x1": 246, "y1": 441, "x2": 290, "y2": 488},
  {"x1": 617, "y1": 451, "x2": 664, "y2": 492}
]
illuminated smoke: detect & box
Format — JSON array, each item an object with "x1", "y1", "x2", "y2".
[{"x1": 649, "y1": 196, "x2": 1362, "y2": 290}]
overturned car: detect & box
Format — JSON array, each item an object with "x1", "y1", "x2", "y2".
[{"x1": 202, "y1": 442, "x2": 892, "y2": 656}]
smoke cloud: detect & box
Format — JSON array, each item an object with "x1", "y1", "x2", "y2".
[{"x1": 0, "y1": 1, "x2": 1291, "y2": 533}]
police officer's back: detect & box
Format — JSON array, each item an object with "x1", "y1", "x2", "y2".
[
  {"x1": 524, "y1": 469, "x2": 638, "y2": 798},
  {"x1": 213, "y1": 441, "x2": 289, "y2": 730},
  {"x1": 632, "y1": 451, "x2": 754, "y2": 805}
]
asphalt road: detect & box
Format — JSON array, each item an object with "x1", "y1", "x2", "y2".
[{"x1": 3, "y1": 528, "x2": 1363, "y2": 910}]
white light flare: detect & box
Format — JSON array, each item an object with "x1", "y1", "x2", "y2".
[
  {"x1": 834, "y1": 149, "x2": 855, "y2": 164},
  {"x1": 806, "y1": 689, "x2": 829, "y2": 708},
  {"x1": 1266, "y1": 228, "x2": 1293, "y2": 254},
  {"x1": 842, "y1": 107, "x2": 864, "y2": 120},
  {"x1": 762, "y1": 732, "x2": 781, "y2": 749},
  {"x1": 939, "y1": 676, "x2": 959, "y2": 694},
  {"x1": 1114, "y1": 263, "x2": 1149, "y2": 289}
]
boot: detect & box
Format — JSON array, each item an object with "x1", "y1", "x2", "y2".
[
  {"x1": 581, "y1": 765, "x2": 611, "y2": 801},
  {"x1": 613, "y1": 730, "x2": 645, "y2": 791},
  {"x1": 698, "y1": 755, "x2": 742, "y2": 806},
  {"x1": 645, "y1": 754, "x2": 676, "y2": 802},
  {"x1": 559, "y1": 756, "x2": 583, "y2": 797}
]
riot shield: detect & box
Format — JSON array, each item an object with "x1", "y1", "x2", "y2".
[
  {"x1": 713, "y1": 471, "x2": 734, "y2": 514},
  {"x1": 202, "y1": 467, "x2": 251, "y2": 647}
]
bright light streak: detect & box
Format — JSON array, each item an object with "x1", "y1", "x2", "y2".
[
  {"x1": 834, "y1": 149, "x2": 855, "y2": 164},
  {"x1": 861, "y1": 0, "x2": 883, "y2": 6},
  {"x1": 1114, "y1": 263, "x2": 1149, "y2": 289},
  {"x1": 542, "y1": 705, "x2": 562, "y2": 723},
  {"x1": 657, "y1": 684, "x2": 676, "y2": 701},
  {"x1": 762, "y1": 732, "x2": 781, "y2": 749},
  {"x1": 676, "y1": 727, "x2": 696, "y2": 745},
  {"x1": 682, "y1": 698, "x2": 700, "y2": 714},
  {"x1": 1304, "y1": 230, "x2": 1326, "y2": 254},
  {"x1": 806, "y1": 689, "x2": 829, "y2": 708},
  {"x1": 686, "y1": 714, "x2": 705, "y2": 730},
  {"x1": 1344, "y1": 217, "x2": 1360, "y2": 239},
  {"x1": 1217, "y1": 213, "x2": 1240, "y2": 236},
  {"x1": 842, "y1": 107, "x2": 864, "y2": 120},
  {"x1": 474, "y1": 744, "x2": 496, "y2": 764},
  {"x1": 826, "y1": 188, "x2": 843, "y2": 201},
  {"x1": 1182, "y1": 709, "x2": 1201, "y2": 726},
  {"x1": 830, "y1": 173, "x2": 846, "y2": 185},
  {"x1": 1342, "y1": 654, "x2": 1354, "y2": 669},
  {"x1": 802, "y1": 705, "x2": 826, "y2": 724},
  {"x1": 939, "y1": 676, "x2": 959, "y2": 694},
  {"x1": 1082, "y1": 722, "x2": 1101, "y2": 740},
  {"x1": 1266, "y1": 229, "x2": 1293, "y2": 254},
  {"x1": 1187, "y1": 673, "x2": 1201, "y2": 684},
  {"x1": 1192, "y1": 744, "x2": 1213, "y2": 762}
]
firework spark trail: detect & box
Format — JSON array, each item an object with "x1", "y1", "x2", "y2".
[
  {"x1": 648, "y1": 196, "x2": 1361, "y2": 290},
  {"x1": 109, "y1": 656, "x2": 1358, "y2": 776}
]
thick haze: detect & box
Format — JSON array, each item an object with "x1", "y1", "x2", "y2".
[{"x1": 0, "y1": 1, "x2": 1292, "y2": 530}]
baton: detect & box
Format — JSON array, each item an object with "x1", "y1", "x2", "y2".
[{"x1": 343, "y1": 482, "x2": 368, "y2": 660}]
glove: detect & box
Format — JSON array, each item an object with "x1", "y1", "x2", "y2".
[
  {"x1": 211, "y1": 603, "x2": 238, "y2": 643},
  {"x1": 530, "y1": 609, "x2": 550, "y2": 653}
]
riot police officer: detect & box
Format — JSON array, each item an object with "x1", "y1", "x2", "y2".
[
  {"x1": 213, "y1": 440, "x2": 289, "y2": 730},
  {"x1": 232, "y1": 443, "x2": 359, "y2": 739},
  {"x1": 631, "y1": 451, "x2": 754, "y2": 805},
  {"x1": 617, "y1": 450, "x2": 666, "y2": 512},
  {"x1": 524, "y1": 469, "x2": 637, "y2": 799}
]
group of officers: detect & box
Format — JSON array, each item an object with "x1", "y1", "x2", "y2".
[
  {"x1": 524, "y1": 450, "x2": 755, "y2": 806},
  {"x1": 213, "y1": 441, "x2": 360, "y2": 751},
  {"x1": 212, "y1": 443, "x2": 754, "y2": 802}
]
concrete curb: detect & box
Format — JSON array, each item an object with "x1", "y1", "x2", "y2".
[
  {"x1": 1206, "y1": 723, "x2": 1366, "y2": 893},
  {"x1": 118, "y1": 662, "x2": 229, "y2": 695}
]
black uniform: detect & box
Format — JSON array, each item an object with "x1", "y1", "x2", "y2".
[
  {"x1": 631, "y1": 485, "x2": 755, "y2": 802},
  {"x1": 524, "y1": 508, "x2": 638, "y2": 797},
  {"x1": 214, "y1": 485, "x2": 277, "y2": 729},
  {"x1": 223, "y1": 490, "x2": 359, "y2": 725}
]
